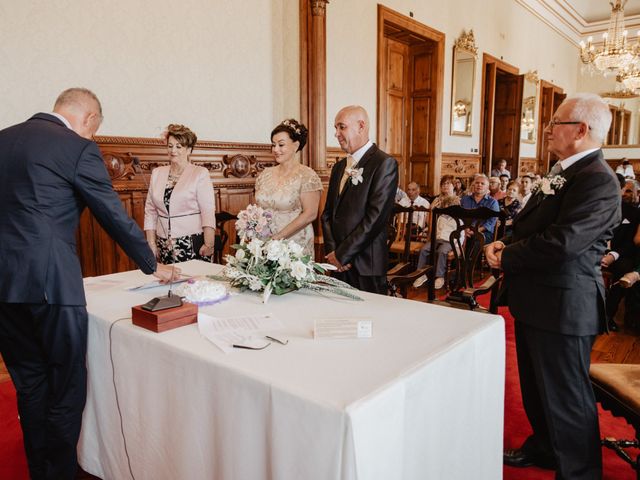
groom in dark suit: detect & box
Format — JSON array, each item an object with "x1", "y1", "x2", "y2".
[
  {"x1": 486, "y1": 93, "x2": 620, "y2": 479},
  {"x1": 321, "y1": 105, "x2": 398, "y2": 294},
  {"x1": 0, "y1": 88, "x2": 177, "y2": 480}
]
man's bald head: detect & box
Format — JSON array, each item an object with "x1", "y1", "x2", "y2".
[
  {"x1": 53, "y1": 87, "x2": 103, "y2": 140},
  {"x1": 334, "y1": 105, "x2": 370, "y2": 154}
]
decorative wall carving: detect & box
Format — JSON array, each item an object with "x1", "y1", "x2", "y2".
[
  {"x1": 453, "y1": 29, "x2": 477, "y2": 57},
  {"x1": 518, "y1": 157, "x2": 538, "y2": 175},
  {"x1": 311, "y1": 0, "x2": 329, "y2": 16},
  {"x1": 441, "y1": 152, "x2": 481, "y2": 177}
]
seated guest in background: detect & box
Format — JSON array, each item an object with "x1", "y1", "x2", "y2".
[
  {"x1": 395, "y1": 186, "x2": 409, "y2": 203},
  {"x1": 255, "y1": 119, "x2": 322, "y2": 258},
  {"x1": 461, "y1": 173, "x2": 500, "y2": 244},
  {"x1": 431, "y1": 175, "x2": 456, "y2": 208},
  {"x1": 617, "y1": 266, "x2": 640, "y2": 329},
  {"x1": 489, "y1": 176, "x2": 506, "y2": 200},
  {"x1": 616, "y1": 158, "x2": 636, "y2": 179},
  {"x1": 499, "y1": 173, "x2": 510, "y2": 193},
  {"x1": 144, "y1": 124, "x2": 216, "y2": 263},
  {"x1": 491, "y1": 158, "x2": 511, "y2": 178},
  {"x1": 499, "y1": 180, "x2": 522, "y2": 233},
  {"x1": 622, "y1": 178, "x2": 639, "y2": 207},
  {"x1": 413, "y1": 190, "x2": 460, "y2": 289},
  {"x1": 398, "y1": 181, "x2": 430, "y2": 232},
  {"x1": 0, "y1": 88, "x2": 177, "y2": 480},
  {"x1": 453, "y1": 177, "x2": 466, "y2": 197},
  {"x1": 519, "y1": 174, "x2": 534, "y2": 210},
  {"x1": 602, "y1": 173, "x2": 640, "y2": 330}
]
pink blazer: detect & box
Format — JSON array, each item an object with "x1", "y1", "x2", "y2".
[{"x1": 144, "y1": 163, "x2": 216, "y2": 239}]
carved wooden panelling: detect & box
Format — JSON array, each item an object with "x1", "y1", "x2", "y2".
[
  {"x1": 76, "y1": 136, "x2": 277, "y2": 277},
  {"x1": 441, "y1": 152, "x2": 481, "y2": 178},
  {"x1": 518, "y1": 158, "x2": 538, "y2": 176}
]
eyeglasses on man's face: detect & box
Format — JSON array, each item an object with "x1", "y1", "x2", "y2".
[{"x1": 546, "y1": 119, "x2": 591, "y2": 130}]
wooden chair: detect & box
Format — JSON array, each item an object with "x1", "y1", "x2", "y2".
[
  {"x1": 427, "y1": 205, "x2": 506, "y2": 313},
  {"x1": 213, "y1": 211, "x2": 237, "y2": 264},
  {"x1": 590, "y1": 363, "x2": 640, "y2": 478},
  {"x1": 386, "y1": 204, "x2": 431, "y2": 298},
  {"x1": 387, "y1": 204, "x2": 429, "y2": 265}
]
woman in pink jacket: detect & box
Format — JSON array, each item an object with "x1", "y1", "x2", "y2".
[{"x1": 144, "y1": 124, "x2": 216, "y2": 263}]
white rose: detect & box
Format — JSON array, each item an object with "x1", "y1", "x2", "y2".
[
  {"x1": 248, "y1": 239, "x2": 264, "y2": 259},
  {"x1": 540, "y1": 178, "x2": 554, "y2": 195},
  {"x1": 290, "y1": 260, "x2": 309, "y2": 281},
  {"x1": 235, "y1": 248, "x2": 246, "y2": 261},
  {"x1": 287, "y1": 241, "x2": 304, "y2": 258},
  {"x1": 266, "y1": 240, "x2": 286, "y2": 261}
]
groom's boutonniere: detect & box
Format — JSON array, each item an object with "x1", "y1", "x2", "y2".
[
  {"x1": 345, "y1": 166, "x2": 364, "y2": 186},
  {"x1": 533, "y1": 175, "x2": 566, "y2": 196}
]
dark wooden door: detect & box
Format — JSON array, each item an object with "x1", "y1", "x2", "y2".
[
  {"x1": 492, "y1": 72, "x2": 523, "y2": 178},
  {"x1": 408, "y1": 43, "x2": 436, "y2": 189},
  {"x1": 381, "y1": 36, "x2": 409, "y2": 187}
]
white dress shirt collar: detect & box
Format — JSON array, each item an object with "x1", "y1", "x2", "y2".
[
  {"x1": 350, "y1": 140, "x2": 373, "y2": 164},
  {"x1": 48, "y1": 112, "x2": 72, "y2": 130},
  {"x1": 558, "y1": 148, "x2": 599, "y2": 172}
]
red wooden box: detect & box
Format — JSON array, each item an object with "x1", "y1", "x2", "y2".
[{"x1": 131, "y1": 302, "x2": 198, "y2": 333}]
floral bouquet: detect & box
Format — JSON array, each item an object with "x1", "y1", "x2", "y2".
[
  {"x1": 209, "y1": 238, "x2": 363, "y2": 303},
  {"x1": 533, "y1": 175, "x2": 566, "y2": 196},
  {"x1": 235, "y1": 204, "x2": 274, "y2": 241}
]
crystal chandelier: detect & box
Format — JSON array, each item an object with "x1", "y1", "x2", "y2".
[
  {"x1": 617, "y1": 66, "x2": 640, "y2": 90},
  {"x1": 580, "y1": 0, "x2": 639, "y2": 77}
]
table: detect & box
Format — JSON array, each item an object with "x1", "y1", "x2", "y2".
[{"x1": 78, "y1": 260, "x2": 505, "y2": 480}]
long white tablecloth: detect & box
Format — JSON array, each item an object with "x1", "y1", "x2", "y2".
[{"x1": 78, "y1": 260, "x2": 505, "y2": 480}]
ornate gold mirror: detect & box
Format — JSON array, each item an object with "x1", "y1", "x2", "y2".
[
  {"x1": 450, "y1": 30, "x2": 478, "y2": 136},
  {"x1": 520, "y1": 71, "x2": 539, "y2": 143}
]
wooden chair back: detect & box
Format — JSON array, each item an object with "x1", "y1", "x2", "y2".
[{"x1": 427, "y1": 205, "x2": 506, "y2": 313}]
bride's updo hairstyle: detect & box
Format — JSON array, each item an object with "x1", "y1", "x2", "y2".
[
  {"x1": 164, "y1": 124, "x2": 198, "y2": 151},
  {"x1": 271, "y1": 119, "x2": 308, "y2": 152}
]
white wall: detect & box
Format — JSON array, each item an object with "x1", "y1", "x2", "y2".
[
  {"x1": 0, "y1": 0, "x2": 299, "y2": 142},
  {"x1": 1, "y1": 0, "x2": 581, "y2": 153},
  {"x1": 326, "y1": 0, "x2": 579, "y2": 154}
]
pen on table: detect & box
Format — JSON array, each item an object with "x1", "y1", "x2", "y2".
[
  {"x1": 233, "y1": 343, "x2": 271, "y2": 350},
  {"x1": 265, "y1": 335, "x2": 288, "y2": 345}
]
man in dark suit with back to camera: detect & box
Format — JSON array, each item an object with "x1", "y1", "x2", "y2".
[
  {"x1": 486, "y1": 93, "x2": 621, "y2": 480},
  {"x1": 321, "y1": 105, "x2": 398, "y2": 294},
  {"x1": 0, "y1": 88, "x2": 178, "y2": 480}
]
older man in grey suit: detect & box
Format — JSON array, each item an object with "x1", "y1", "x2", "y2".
[{"x1": 486, "y1": 93, "x2": 620, "y2": 479}]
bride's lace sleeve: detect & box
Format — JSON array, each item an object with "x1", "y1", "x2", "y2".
[{"x1": 300, "y1": 166, "x2": 323, "y2": 193}]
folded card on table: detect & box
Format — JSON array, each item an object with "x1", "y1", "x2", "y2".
[{"x1": 314, "y1": 317, "x2": 373, "y2": 339}]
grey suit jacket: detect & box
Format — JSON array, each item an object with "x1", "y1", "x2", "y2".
[
  {"x1": 0, "y1": 113, "x2": 156, "y2": 305},
  {"x1": 321, "y1": 144, "x2": 398, "y2": 276},
  {"x1": 501, "y1": 149, "x2": 621, "y2": 335}
]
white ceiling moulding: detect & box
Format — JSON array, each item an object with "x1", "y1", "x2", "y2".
[{"x1": 515, "y1": 0, "x2": 640, "y2": 47}]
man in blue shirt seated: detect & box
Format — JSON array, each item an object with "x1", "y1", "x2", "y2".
[{"x1": 460, "y1": 173, "x2": 500, "y2": 244}]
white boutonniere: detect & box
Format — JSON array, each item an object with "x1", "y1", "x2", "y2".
[
  {"x1": 345, "y1": 167, "x2": 364, "y2": 186},
  {"x1": 533, "y1": 174, "x2": 566, "y2": 196}
]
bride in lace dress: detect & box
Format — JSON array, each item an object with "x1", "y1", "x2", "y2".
[{"x1": 254, "y1": 119, "x2": 322, "y2": 258}]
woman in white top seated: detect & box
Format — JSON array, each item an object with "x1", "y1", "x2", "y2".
[{"x1": 413, "y1": 175, "x2": 461, "y2": 289}]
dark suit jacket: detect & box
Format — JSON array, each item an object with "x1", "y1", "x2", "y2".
[
  {"x1": 0, "y1": 113, "x2": 156, "y2": 305},
  {"x1": 609, "y1": 202, "x2": 640, "y2": 259},
  {"x1": 501, "y1": 149, "x2": 620, "y2": 335},
  {"x1": 321, "y1": 144, "x2": 398, "y2": 276}
]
